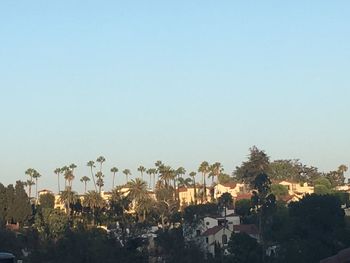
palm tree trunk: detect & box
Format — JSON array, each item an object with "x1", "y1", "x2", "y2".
[
  {"x1": 90, "y1": 167, "x2": 97, "y2": 191},
  {"x1": 35, "y1": 178, "x2": 38, "y2": 200},
  {"x1": 57, "y1": 174, "x2": 61, "y2": 194},
  {"x1": 84, "y1": 182, "x2": 87, "y2": 194},
  {"x1": 112, "y1": 173, "x2": 115, "y2": 189}
]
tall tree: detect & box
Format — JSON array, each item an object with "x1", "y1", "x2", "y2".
[
  {"x1": 137, "y1": 166, "x2": 146, "y2": 180},
  {"x1": 123, "y1": 169, "x2": 131, "y2": 184},
  {"x1": 189, "y1": 172, "x2": 197, "y2": 204},
  {"x1": 87, "y1": 161, "x2": 98, "y2": 192},
  {"x1": 54, "y1": 168, "x2": 62, "y2": 194},
  {"x1": 95, "y1": 172, "x2": 104, "y2": 194},
  {"x1": 198, "y1": 161, "x2": 210, "y2": 202},
  {"x1": 110, "y1": 167, "x2": 119, "y2": 189},
  {"x1": 234, "y1": 146, "x2": 270, "y2": 187},
  {"x1": 83, "y1": 190, "x2": 105, "y2": 226},
  {"x1": 209, "y1": 162, "x2": 223, "y2": 184},
  {"x1": 25, "y1": 168, "x2": 35, "y2": 199},
  {"x1": 32, "y1": 169, "x2": 41, "y2": 201},
  {"x1": 96, "y1": 156, "x2": 106, "y2": 172},
  {"x1": 80, "y1": 176, "x2": 90, "y2": 193},
  {"x1": 126, "y1": 178, "x2": 150, "y2": 221}
]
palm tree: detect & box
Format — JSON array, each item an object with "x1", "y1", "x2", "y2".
[
  {"x1": 189, "y1": 171, "x2": 197, "y2": 204},
  {"x1": 25, "y1": 168, "x2": 35, "y2": 198},
  {"x1": 137, "y1": 166, "x2": 146, "y2": 180},
  {"x1": 83, "y1": 190, "x2": 105, "y2": 225},
  {"x1": 126, "y1": 178, "x2": 150, "y2": 221},
  {"x1": 95, "y1": 172, "x2": 104, "y2": 193},
  {"x1": 64, "y1": 169, "x2": 75, "y2": 189},
  {"x1": 69, "y1": 163, "x2": 77, "y2": 173},
  {"x1": 32, "y1": 170, "x2": 41, "y2": 201},
  {"x1": 80, "y1": 176, "x2": 90, "y2": 193},
  {"x1": 61, "y1": 166, "x2": 69, "y2": 188},
  {"x1": 198, "y1": 161, "x2": 210, "y2": 202},
  {"x1": 175, "y1": 167, "x2": 186, "y2": 201},
  {"x1": 87, "y1": 161, "x2": 98, "y2": 191},
  {"x1": 60, "y1": 188, "x2": 78, "y2": 218},
  {"x1": 123, "y1": 169, "x2": 131, "y2": 184},
  {"x1": 147, "y1": 168, "x2": 157, "y2": 190},
  {"x1": 158, "y1": 165, "x2": 174, "y2": 188},
  {"x1": 177, "y1": 177, "x2": 193, "y2": 188},
  {"x1": 96, "y1": 156, "x2": 106, "y2": 172},
  {"x1": 210, "y1": 162, "x2": 223, "y2": 184},
  {"x1": 54, "y1": 168, "x2": 61, "y2": 194},
  {"x1": 110, "y1": 167, "x2": 119, "y2": 189}
]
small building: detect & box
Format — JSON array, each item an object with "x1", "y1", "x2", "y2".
[{"x1": 202, "y1": 226, "x2": 232, "y2": 256}]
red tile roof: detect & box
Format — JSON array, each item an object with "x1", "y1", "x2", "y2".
[
  {"x1": 233, "y1": 224, "x2": 259, "y2": 235},
  {"x1": 202, "y1": 226, "x2": 225, "y2": 236},
  {"x1": 235, "y1": 193, "x2": 252, "y2": 201},
  {"x1": 221, "y1": 183, "x2": 237, "y2": 189}
]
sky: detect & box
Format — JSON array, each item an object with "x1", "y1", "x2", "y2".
[{"x1": 0, "y1": 1, "x2": 349, "y2": 193}]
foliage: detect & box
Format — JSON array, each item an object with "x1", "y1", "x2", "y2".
[
  {"x1": 39, "y1": 193, "x2": 55, "y2": 209},
  {"x1": 234, "y1": 146, "x2": 270, "y2": 186},
  {"x1": 270, "y1": 184, "x2": 288, "y2": 199},
  {"x1": 235, "y1": 199, "x2": 252, "y2": 218},
  {"x1": 226, "y1": 233, "x2": 262, "y2": 263}
]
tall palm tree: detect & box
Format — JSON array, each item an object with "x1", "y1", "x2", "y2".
[
  {"x1": 83, "y1": 190, "x2": 105, "y2": 225},
  {"x1": 177, "y1": 177, "x2": 193, "y2": 188},
  {"x1": 80, "y1": 176, "x2": 90, "y2": 193},
  {"x1": 87, "y1": 161, "x2": 98, "y2": 191},
  {"x1": 69, "y1": 163, "x2": 77, "y2": 173},
  {"x1": 60, "y1": 188, "x2": 78, "y2": 218},
  {"x1": 64, "y1": 169, "x2": 75, "y2": 189},
  {"x1": 175, "y1": 167, "x2": 186, "y2": 200},
  {"x1": 189, "y1": 171, "x2": 197, "y2": 204},
  {"x1": 126, "y1": 178, "x2": 150, "y2": 221},
  {"x1": 61, "y1": 166, "x2": 69, "y2": 188},
  {"x1": 110, "y1": 167, "x2": 119, "y2": 189},
  {"x1": 137, "y1": 166, "x2": 146, "y2": 180},
  {"x1": 123, "y1": 169, "x2": 131, "y2": 184},
  {"x1": 32, "y1": 170, "x2": 41, "y2": 201},
  {"x1": 149, "y1": 168, "x2": 158, "y2": 190},
  {"x1": 25, "y1": 168, "x2": 35, "y2": 199},
  {"x1": 95, "y1": 172, "x2": 104, "y2": 194},
  {"x1": 198, "y1": 161, "x2": 210, "y2": 202},
  {"x1": 96, "y1": 156, "x2": 106, "y2": 172},
  {"x1": 146, "y1": 168, "x2": 152, "y2": 189},
  {"x1": 210, "y1": 162, "x2": 223, "y2": 184},
  {"x1": 159, "y1": 165, "x2": 174, "y2": 188},
  {"x1": 54, "y1": 168, "x2": 61, "y2": 194}
]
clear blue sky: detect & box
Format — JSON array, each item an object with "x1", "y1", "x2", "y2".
[{"x1": 0, "y1": 1, "x2": 349, "y2": 193}]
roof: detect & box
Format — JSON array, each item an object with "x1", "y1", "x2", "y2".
[
  {"x1": 233, "y1": 224, "x2": 259, "y2": 235},
  {"x1": 220, "y1": 183, "x2": 237, "y2": 189},
  {"x1": 202, "y1": 226, "x2": 225, "y2": 236},
  {"x1": 235, "y1": 193, "x2": 252, "y2": 201},
  {"x1": 178, "y1": 187, "x2": 188, "y2": 193},
  {"x1": 0, "y1": 253, "x2": 15, "y2": 259}
]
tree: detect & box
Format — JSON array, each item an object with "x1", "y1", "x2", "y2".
[
  {"x1": 270, "y1": 184, "x2": 289, "y2": 200},
  {"x1": 39, "y1": 193, "x2": 55, "y2": 209},
  {"x1": 234, "y1": 146, "x2": 270, "y2": 187},
  {"x1": 96, "y1": 156, "x2": 106, "y2": 172},
  {"x1": 235, "y1": 199, "x2": 252, "y2": 218},
  {"x1": 110, "y1": 167, "x2": 119, "y2": 189},
  {"x1": 137, "y1": 166, "x2": 146, "y2": 180},
  {"x1": 198, "y1": 161, "x2": 210, "y2": 202},
  {"x1": 314, "y1": 177, "x2": 332, "y2": 195},
  {"x1": 126, "y1": 178, "x2": 149, "y2": 221},
  {"x1": 95, "y1": 172, "x2": 104, "y2": 193},
  {"x1": 25, "y1": 168, "x2": 35, "y2": 199},
  {"x1": 326, "y1": 165, "x2": 348, "y2": 187},
  {"x1": 54, "y1": 168, "x2": 61, "y2": 194},
  {"x1": 59, "y1": 188, "x2": 78, "y2": 218},
  {"x1": 32, "y1": 169, "x2": 41, "y2": 201},
  {"x1": 80, "y1": 176, "x2": 90, "y2": 194},
  {"x1": 87, "y1": 160, "x2": 98, "y2": 192},
  {"x1": 209, "y1": 162, "x2": 223, "y2": 185},
  {"x1": 189, "y1": 172, "x2": 197, "y2": 204},
  {"x1": 123, "y1": 169, "x2": 131, "y2": 184},
  {"x1": 227, "y1": 233, "x2": 262, "y2": 263},
  {"x1": 83, "y1": 190, "x2": 105, "y2": 225}
]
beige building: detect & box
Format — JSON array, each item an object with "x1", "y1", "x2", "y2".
[
  {"x1": 278, "y1": 181, "x2": 314, "y2": 199},
  {"x1": 214, "y1": 183, "x2": 246, "y2": 199}
]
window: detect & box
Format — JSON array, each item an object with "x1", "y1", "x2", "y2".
[
  {"x1": 206, "y1": 237, "x2": 209, "y2": 244},
  {"x1": 196, "y1": 230, "x2": 201, "y2": 237},
  {"x1": 222, "y1": 234, "x2": 228, "y2": 244},
  {"x1": 206, "y1": 222, "x2": 210, "y2": 226}
]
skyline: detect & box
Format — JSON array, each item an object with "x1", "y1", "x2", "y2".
[{"x1": 1, "y1": 1, "x2": 350, "y2": 192}]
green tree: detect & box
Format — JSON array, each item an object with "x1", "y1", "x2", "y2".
[
  {"x1": 198, "y1": 161, "x2": 210, "y2": 202},
  {"x1": 110, "y1": 167, "x2": 119, "y2": 189},
  {"x1": 83, "y1": 190, "x2": 105, "y2": 225},
  {"x1": 234, "y1": 146, "x2": 270, "y2": 187},
  {"x1": 80, "y1": 176, "x2": 90, "y2": 194},
  {"x1": 137, "y1": 165, "x2": 146, "y2": 180},
  {"x1": 96, "y1": 156, "x2": 106, "y2": 172},
  {"x1": 32, "y1": 169, "x2": 41, "y2": 201},
  {"x1": 209, "y1": 162, "x2": 223, "y2": 185},
  {"x1": 123, "y1": 169, "x2": 131, "y2": 184},
  {"x1": 270, "y1": 184, "x2": 289, "y2": 200},
  {"x1": 87, "y1": 160, "x2": 98, "y2": 192},
  {"x1": 39, "y1": 192, "x2": 55, "y2": 209},
  {"x1": 54, "y1": 168, "x2": 62, "y2": 194},
  {"x1": 189, "y1": 171, "x2": 197, "y2": 204},
  {"x1": 227, "y1": 233, "x2": 262, "y2": 263},
  {"x1": 235, "y1": 199, "x2": 252, "y2": 218}
]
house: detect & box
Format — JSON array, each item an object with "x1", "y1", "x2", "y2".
[
  {"x1": 233, "y1": 224, "x2": 259, "y2": 241},
  {"x1": 214, "y1": 183, "x2": 247, "y2": 200},
  {"x1": 278, "y1": 181, "x2": 314, "y2": 199},
  {"x1": 202, "y1": 226, "x2": 232, "y2": 256}
]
